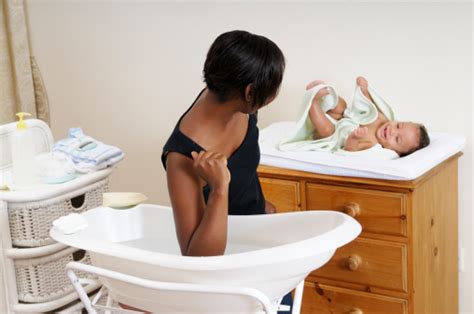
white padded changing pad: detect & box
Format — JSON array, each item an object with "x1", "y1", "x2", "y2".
[{"x1": 259, "y1": 122, "x2": 465, "y2": 180}]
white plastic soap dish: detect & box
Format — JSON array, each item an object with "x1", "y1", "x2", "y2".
[{"x1": 102, "y1": 192, "x2": 147, "y2": 209}]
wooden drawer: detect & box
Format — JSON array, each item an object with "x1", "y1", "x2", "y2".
[
  {"x1": 259, "y1": 177, "x2": 300, "y2": 212},
  {"x1": 306, "y1": 183, "x2": 407, "y2": 237},
  {"x1": 302, "y1": 282, "x2": 408, "y2": 314},
  {"x1": 311, "y1": 237, "x2": 407, "y2": 293}
]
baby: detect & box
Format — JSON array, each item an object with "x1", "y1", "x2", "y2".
[{"x1": 307, "y1": 77, "x2": 430, "y2": 157}]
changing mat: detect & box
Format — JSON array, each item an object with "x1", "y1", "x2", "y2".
[{"x1": 259, "y1": 121, "x2": 465, "y2": 180}]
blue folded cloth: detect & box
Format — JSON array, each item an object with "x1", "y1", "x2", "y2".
[{"x1": 53, "y1": 128, "x2": 124, "y2": 173}]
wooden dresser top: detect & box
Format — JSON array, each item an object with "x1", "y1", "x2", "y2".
[{"x1": 257, "y1": 152, "x2": 462, "y2": 191}]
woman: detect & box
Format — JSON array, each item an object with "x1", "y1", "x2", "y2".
[
  {"x1": 121, "y1": 30, "x2": 287, "y2": 313},
  {"x1": 161, "y1": 30, "x2": 285, "y2": 257}
]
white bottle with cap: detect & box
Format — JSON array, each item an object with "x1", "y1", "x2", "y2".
[{"x1": 10, "y1": 112, "x2": 38, "y2": 187}]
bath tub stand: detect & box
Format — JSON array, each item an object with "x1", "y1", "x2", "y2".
[{"x1": 66, "y1": 261, "x2": 304, "y2": 314}]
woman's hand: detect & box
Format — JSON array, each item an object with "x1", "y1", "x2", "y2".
[
  {"x1": 265, "y1": 200, "x2": 277, "y2": 214},
  {"x1": 191, "y1": 151, "x2": 231, "y2": 191}
]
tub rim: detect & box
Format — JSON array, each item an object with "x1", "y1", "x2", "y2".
[{"x1": 50, "y1": 204, "x2": 361, "y2": 271}]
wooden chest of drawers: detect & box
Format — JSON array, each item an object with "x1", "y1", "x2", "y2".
[{"x1": 258, "y1": 153, "x2": 460, "y2": 314}]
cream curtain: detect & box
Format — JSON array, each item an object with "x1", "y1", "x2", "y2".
[{"x1": 0, "y1": 0, "x2": 50, "y2": 125}]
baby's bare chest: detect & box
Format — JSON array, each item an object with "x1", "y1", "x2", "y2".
[
  {"x1": 364, "y1": 111, "x2": 386, "y2": 128},
  {"x1": 361, "y1": 115, "x2": 385, "y2": 142}
]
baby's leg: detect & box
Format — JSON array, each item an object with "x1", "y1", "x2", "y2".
[
  {"x1": 308, "y1": 88, "x2": 336, "y2": 139},
  {"x1": 307, "y1": 80, "x2": 346, "y2": 121},
  {"x1": 327, "y1": 96, "x2": 347, "y2": 120}
]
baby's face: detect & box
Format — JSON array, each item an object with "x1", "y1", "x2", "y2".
[{"x1": 376, "y1": 121, "x2": 420, "y2": 155}]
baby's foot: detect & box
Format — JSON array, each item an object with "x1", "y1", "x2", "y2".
[
  {"x1": 312, "y1": 87, "x2": 330, "y2": 106},
  {"x1": 309, "y1": 85, "x2": 331, "y2": 117},
  {"x1": 356, "y1": 76, "x2": 371, "y2": 100},
  {"x1": 306, "y1": 80, "x2": 326, "y2": 90}
]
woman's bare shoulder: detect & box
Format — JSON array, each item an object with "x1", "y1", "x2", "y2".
[{"x1": 166, "y1": 152, "x2": 205, "y2": 189}]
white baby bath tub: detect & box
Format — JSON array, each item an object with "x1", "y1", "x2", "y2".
[{"x1": 50, "y1": 204, "x2": 361, "y2": 313}]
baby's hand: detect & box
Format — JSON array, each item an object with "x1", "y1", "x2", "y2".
[
  {"x1": 344, "y1": 127, "x2": 376, "y2": 152},
  {"x1": 351, "y1": 126, "x2": 368, "y2": 139}
]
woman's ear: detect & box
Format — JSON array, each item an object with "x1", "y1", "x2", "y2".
[{"x1": 244, "y1": 84, "x2": 253, "y2": 104}]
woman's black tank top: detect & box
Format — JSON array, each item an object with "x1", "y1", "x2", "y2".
[{"x1": 161, "y1": 90, "x2": 266, "y2": 215}]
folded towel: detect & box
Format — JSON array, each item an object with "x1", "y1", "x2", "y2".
[
  {"x1": 71, "y1": 141, "x2": 123, "y2": 165},
  {"x1": 53, "y1": 128, "x2": 95, "y2": 155},
  {"x1": 53, "y1": 128, "x2": 124, "y2": 173},
  {"x1": 52, "y1": 213, "x2": 88, "y2": 234},
  {"x1": 74, "y1": 150, "x2": 124, "y2": 173}
]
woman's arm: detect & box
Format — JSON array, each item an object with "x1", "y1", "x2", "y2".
[
  {"x1": 166, "y1": 151, "x2": 230, "y2": 256},
  {"x1": 265, "y1": 200, "x2": 276, "y2": 214}
]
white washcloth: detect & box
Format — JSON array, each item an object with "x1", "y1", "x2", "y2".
[{"x1": 52, "y1": 213, "x2": 88, "y2": 235}]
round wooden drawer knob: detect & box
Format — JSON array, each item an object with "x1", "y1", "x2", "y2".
[
  {"x1": 345, "y1": 254, "x2": 362, "y2": 271},
  {"x1": 343, "y1": 202, "x2": 361, "y2": 217},
  {"x1": 349, "y1": 308, "x2": 363, "y2": 314}
]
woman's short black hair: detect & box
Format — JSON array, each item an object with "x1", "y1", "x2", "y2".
[{"x1": 203, "y1": 30, "x2": 286, "y2": 108}]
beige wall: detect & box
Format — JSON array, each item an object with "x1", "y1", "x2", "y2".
[{"x1": 25, "y1": 1, "x2": 472, "y2": 312}]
